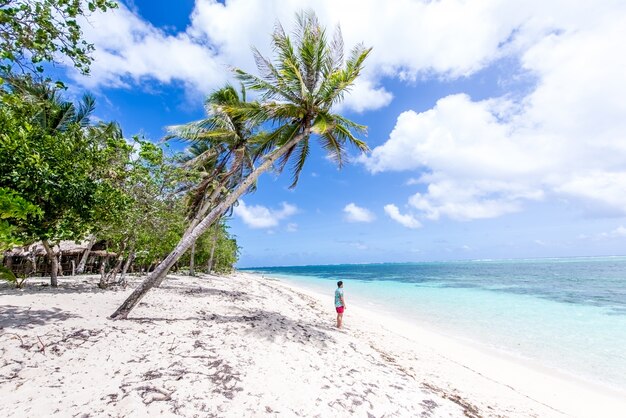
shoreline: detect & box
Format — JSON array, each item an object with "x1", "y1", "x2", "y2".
[
  {"x1": 251, "y1": 271, "x2": 626, "y2": 398},
  {"x1": 1, "y1": 272, "x2": 625, "y2": 417},
  {"x1": 282, "y1": 274, "x2": 626, "y2": 392},
  {"x1": 255, "y1": 272, "x2": 626, "y2": 416}
]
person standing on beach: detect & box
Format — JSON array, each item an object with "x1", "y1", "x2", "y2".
[{"x1": 335, "y1": 281, "x2": 346, "y2": 328}]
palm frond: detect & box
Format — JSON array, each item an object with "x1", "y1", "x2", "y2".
[
  {"x1": 316, "y1": 45, "x2": 372, "y2": 108},
  {"x1": 288, "y1": 136, "x2": 310, "y2": 188},
  {"x1": 333, "y1": 123, "x2": 369, "y2": 153},
  {"x1": 52, "y1": 102, "x2": 75, "y2": 132},
  {"x1": 334, "y1": 114, "x2": 368, "y2": 135},
  {"x1": 320, "y1": 131, "x2": 345, "y2": 168},
  {"x1": 325, "y1": 24, "x2": 344, "y2": 75},
  {"x1": 75, "y1": 93, "x2": 96, "y2": 128}
]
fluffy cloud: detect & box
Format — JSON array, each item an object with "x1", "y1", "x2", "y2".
[
  {"x1": 75, "y1": 0, "x2": 605, "y2": 112},
  {"x1": 334, "y1": 78, "x2": 393, "y2": 113},
  {"x1": 73, "y1": 2, "x2": 626, "y2": 224},
  {"x1": 343, "y1": 203, "x2": 375, "y2": 223},
  {"x1": 76, "y1": 5, "x2": 225, "y2": 93},
  {"x1": 361, "y1": 5, "x2": 626, "y2": 221},
  {"x1": 384, "y1": 204, "x2": 421, "y2": 229},
  {"x1": 234, "y1": 201, "x2": 297, "y2": 229}
]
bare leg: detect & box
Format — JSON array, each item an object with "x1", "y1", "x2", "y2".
[{"x1": 337, "y1": 313, "x2": 343, "y2": 328}]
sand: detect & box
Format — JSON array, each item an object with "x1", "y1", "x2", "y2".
[{"x1": 1, "y1": 272, "x2": 625, "y2": 417}]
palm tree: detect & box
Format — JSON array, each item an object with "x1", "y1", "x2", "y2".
[
  {"x1": 152, "y1": 85, "x2": 260, "y2": 284},
  {"x1": 169, "y1": 85, "x2": 259, "y2": 237},
  {"x1": 111, "y1": 11, "x2": 371, "y2": 319}
]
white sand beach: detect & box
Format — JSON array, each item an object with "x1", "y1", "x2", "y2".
[{"x1": 1, "y1": 272, "x2": 625, "y2": 417}]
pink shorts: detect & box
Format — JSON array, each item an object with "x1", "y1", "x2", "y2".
[{"x1": 336, "y1": 306, "x2": 344, "y2": 314}]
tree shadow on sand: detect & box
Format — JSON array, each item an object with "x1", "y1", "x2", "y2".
[
  {"x1": 0, "y1": 305, "x2": 81, "y2": 329},
  {"x1": 0, "y1": 277, "x2": 113, "y2": 296},
  {"x1": 129, "y1": 308, "x2": 336, "y2": 345},
  {"x1": 157, "y1": 280, "x2": 252, "y2": 302},
  {"x1": 182, "y1": 287, "x2": 250, "y2": 302}
]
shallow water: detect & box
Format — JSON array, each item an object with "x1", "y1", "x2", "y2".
[{"x1": 243, "y1": 257, "x2": 626, "y2": 390}]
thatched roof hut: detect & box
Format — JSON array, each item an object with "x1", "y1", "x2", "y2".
[
  {"x1": 3, "y1": 240, "x2": 115, "y2": 258},
  {"x1": 3, "y1": 240, "x2": 116, "y2": 276}
]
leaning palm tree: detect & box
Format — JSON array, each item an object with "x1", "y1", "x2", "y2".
[
  {"x1": 169, "y1": 84, "x2": 260, "y2": 238},
  {"x1": 152, "y1": 85, "x2": 261, "y2": 284},
  {"x1": 111, "y1": 11, "x2": 371, "y2": 319}
]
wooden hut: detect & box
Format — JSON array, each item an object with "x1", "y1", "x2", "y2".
[{"x1": 2, "y1": 240, "x2": 116, "y2": 277}]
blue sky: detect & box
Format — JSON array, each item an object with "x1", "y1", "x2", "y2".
[{"x1": 62, "y1": 0, "x2": 626, "y2": 267}]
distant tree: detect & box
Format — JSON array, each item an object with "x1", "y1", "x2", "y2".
[
  {"x1": 111, "y1": 11, "x2": 370, "y2": 319},
  {"x1": 209, "y1": 222, "x2": 240, "y2": 273},
  {"x1": 96, "y1": 138, "x2": 188, "y2": 287},
  {"x1": 0, "y1": 0, "x2": 118, "y2": 75},
  {"x1": 177, "y1": 219, "x2": 240, "y2": 274}
]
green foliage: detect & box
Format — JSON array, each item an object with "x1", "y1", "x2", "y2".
[
  {"x1": 0, "y1": 187, "x2": 42, "y2": 248},
  {"x1": 179, "y1": 221, "x2": 240, "y2": 273},
  {"x1": 233, "y1": 10, "x2": 371, "y2": 188},
  {"x1": 0, "y1": 264, "x2": 26, "y2": 288},
  {"x1": 0, "y1": 264, "x2": 16, "y2": 281},
  {"x1": 97, "y1": 137, "x2": 189, "y2": 268},
  {"x1": 0, "y1": 0, "x2": 118, "y2": 75},
  {"x1": 0, "y1": 76, "x2": 129, "y2": 247},
  {"x1": 212, "y1": 230, "x2": 240, "y2": 273}
]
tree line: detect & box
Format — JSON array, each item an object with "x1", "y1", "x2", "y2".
[
  {"x1": 0, "y1": 1, "x2": 239, "y2": 286},
  {"x1": 1, "y1": 1, "x2": 371, "y2": 319}
]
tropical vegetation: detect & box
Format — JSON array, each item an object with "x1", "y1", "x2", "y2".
[
  {"x1": 0, "y1": 7, "x2": 368, "y2": 321},
  {"x1": 110, "y1": 11, "x2": 370, "y2": 318}
]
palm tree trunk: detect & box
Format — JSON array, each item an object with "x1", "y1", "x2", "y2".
[
  {"x1": 100, "y1": 256, "x2": 124, "y2": 289},
  {"x1": 26, "y1": 252, "x2": 36, "y2": 276},
  {"x1": 76, "y1": 235, "x2": 96, "y2": 274},
  {"x1": 41, "y1": 239, "x2": 58, "y2": 287},
  {"x1": 110, "y1": 130, "x2": 308, "y2": 319},
  {"x1": 118, "y1": 249, "x2": 135, "y2": 286},
  {"x1": 184, "y1": 188, "x2": 219, "y2": 236},
  {"x1": 57, "y1": 254, "x2": 63, "y2": 276},
  {"x1": 207, "y1": 221, "x2": 219, "y2": 273},
  {"x1": 99, "y1": 241, "x2": 126, "y2": 289},
  {"x1": 189, "y1": 242, "x2": 196, "y2": 276},
  {"x1": 153, "y1": 154, "x2": 239, "y2": 286}
]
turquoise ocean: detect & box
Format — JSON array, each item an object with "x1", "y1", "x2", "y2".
[{"x1": 243, "y1": 257, "x2": 626, "y2": 391}]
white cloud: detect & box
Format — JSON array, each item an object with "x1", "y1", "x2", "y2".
[
  {"x1": 595, "y1": 226, "x2": 626, "y2": 240},
  {"x1": 286, "y1": 223, "x2": 298, "y2": 232},
  {"x1": 611, "y1": 226, "x2": 626, "y2": 238},
  {"x1": 75, "y1": 0, "x2": 619, "y2": 112},
  {"x1": 234, "y1": 201, "x2": 297, "y2": 229},
  {"x1": 72, "y1": 2, "x2": 626, "y2": 223},
  {"x1": 384, "y1": 204, "x2": 421, "y2": 229},
  {"x1": 343, "y1": 203, "x2": 375, "y2": 223},
  {"x1": 361, "y1": 6, "x2": 626, "y2": 220},
  {"x1": 334, "y1": 78, "x2": 393, "y2": 113},
  {"x1": 76, "y1": 5, "x2": 225, "y2": 94}
]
